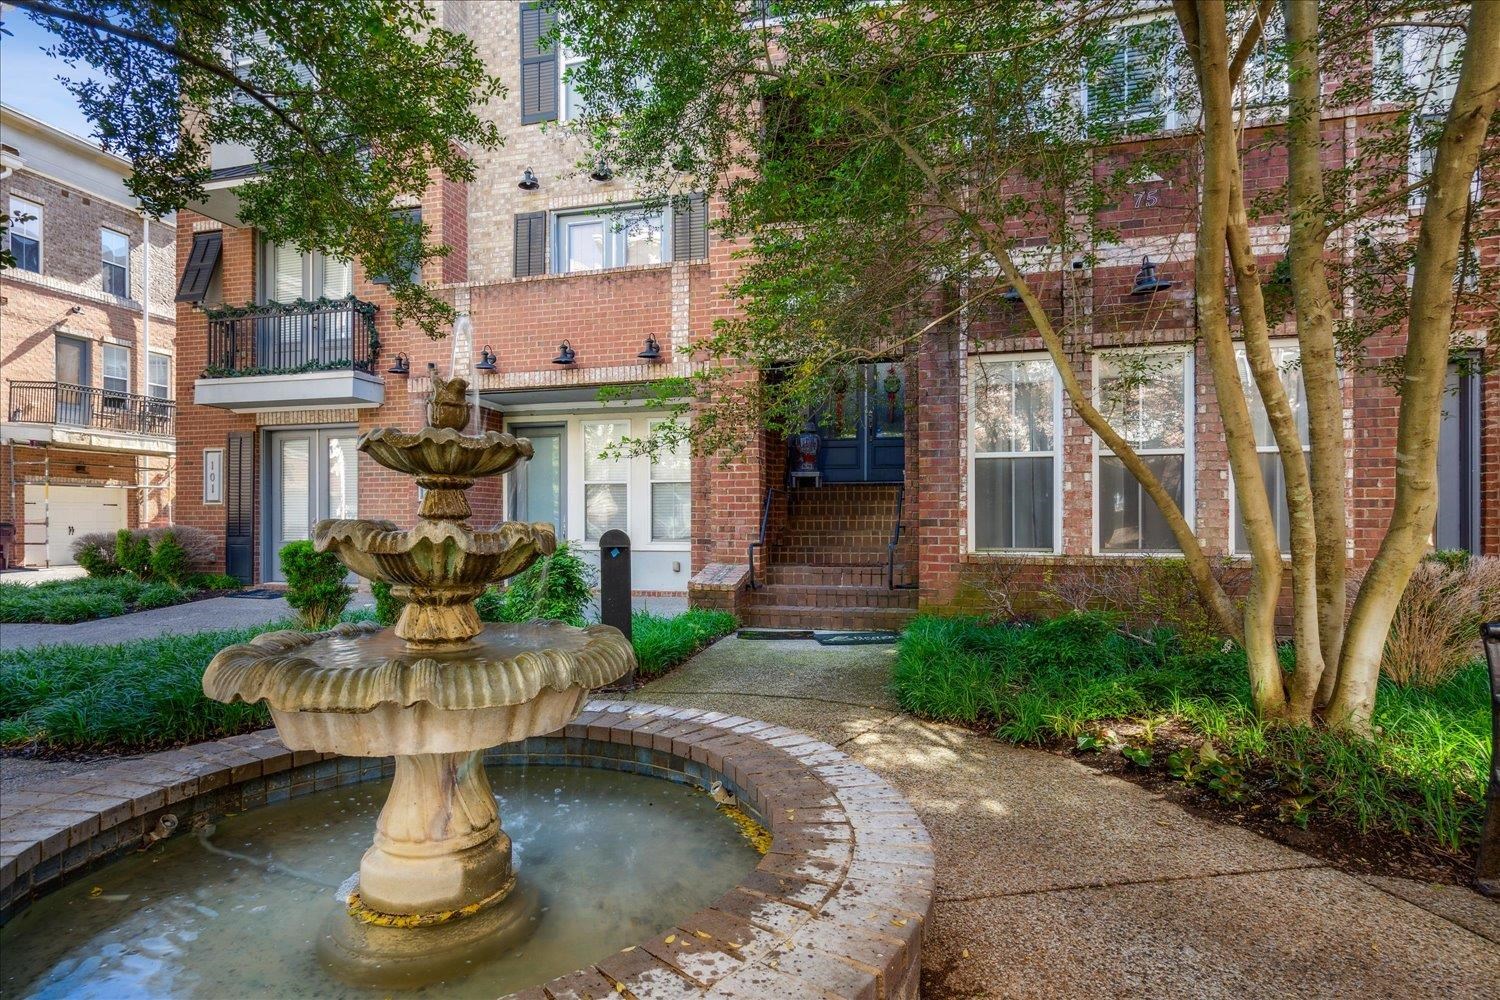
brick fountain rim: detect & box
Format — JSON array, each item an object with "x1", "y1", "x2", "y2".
[{"x1": 0, "y1": 700, "x2": 935, "y2": 999}]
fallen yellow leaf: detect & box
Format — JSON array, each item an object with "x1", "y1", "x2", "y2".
[
  {"x1": 962, "y1": 949, "x2": 970, "y2": 959},
  {"x1": 890, "y1": 917, "x2": 908, "y2": 927},
  {"x1": 664, "y1": 934, "x2": 676, "y2": 945},
  {"x1": 88, "y1": 886, "x2": 103, "y2": 898}
]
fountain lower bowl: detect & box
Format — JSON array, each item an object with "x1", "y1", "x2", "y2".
[{"x1": 269, "y1": 688, "x2": 588, "y2": 756}]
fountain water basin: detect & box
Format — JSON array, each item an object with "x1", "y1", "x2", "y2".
[{"x1": 200, "y1": 376, "x2": 633, "y2": 985}]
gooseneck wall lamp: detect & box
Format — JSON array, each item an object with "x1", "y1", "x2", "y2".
[
  {"x1": 518, "y1": 167, "x2": 539, "y2": 191},
  {"x1": 387, "y1": 353, "x2": 411, "y2": 376},
  {"x1": 475, "y1": 346, "x2": 497, "y2": 372},
  {"x1": 552, "y1": 340, "x2": 577, "y2": 365},
  {"x1": 637, "y1": 335, "x2": 662, "y2": 360}
]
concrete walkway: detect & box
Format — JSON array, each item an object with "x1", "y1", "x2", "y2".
[
  {"x1": 0, "y1": 593, "x2": 302, "y2": 651},
  {"x1": 627, "y1": 636, "x2": 1500, "y2": 999}
]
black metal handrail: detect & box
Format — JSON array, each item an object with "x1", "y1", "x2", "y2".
[
  {"x1": 7, "y1": 380, "x2": 175, "y2": 438},
  {"x1": 887, "y1": 483, "x2": 909, "y2": 590},
  {"x1": 746, "y1": 486, "x2": 785, "y2": 590},
  {"x1": 204, "y1": 299, "x2": 376, "y2": 376}
]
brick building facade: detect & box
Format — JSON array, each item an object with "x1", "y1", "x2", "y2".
[
  {"x1": 167, "y1": 4, "x2": 1493, "y2": 626},
  {"x1": 0, "y1": 105, "x2": 177, "y2": 569}
]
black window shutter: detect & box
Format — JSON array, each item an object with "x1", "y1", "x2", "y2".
[
  {"x1": 514, "y1": 212, "x2": 547, "y2": 277},
  {"x1": 672, "y1": 193, "x2": 709, "y2": 261},
  {"x1": 224, "y1": 432, "x2": 254, "y2": 584},
  {"x1": 175, "y1": 230, "x2": 223, "y2": 302},
  {"x1": 372, "y1": 207, "x2": 423, "y2": 285},
  {"x1": 520, "y1": 3, "x2": 558, "y2": 125}
]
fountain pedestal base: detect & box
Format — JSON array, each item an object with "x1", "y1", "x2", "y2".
[{"x1": 319, "y1": 879, "x2": 542, "y2": 988}]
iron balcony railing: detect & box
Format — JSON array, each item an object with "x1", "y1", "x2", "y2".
[
  {"x1": 204, "y1": 298, "x2": 377, "y2": 377},
  {"x1": 7, "y1": 380, "x2": 175, "y2": 438}
]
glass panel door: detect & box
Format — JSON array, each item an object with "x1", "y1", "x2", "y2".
[
  {"x1": 55, "y1": 335, "x2": 91, "y2": 426},
  {"x1": 508, "y1": 424, "x2": 565, "y2": 539},
  {"x1": 266, "y1": 428, "x2": 358, "y2": 580}
]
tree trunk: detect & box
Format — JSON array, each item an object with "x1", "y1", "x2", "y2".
[
  {"x1": 1283, "y1": 0, "x2": 1348, "y2": 703},
  {"x1": 1330, "y1": 1, "x2": 1500, "y2": 731},
  {"x1": 1176, "y1": 0, "x2": 1288, "y2": 718}
]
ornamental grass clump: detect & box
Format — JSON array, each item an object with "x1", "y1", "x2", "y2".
[
  {"x1": 1380, "y1": 553, "x2": 1500, "y2": 688},
  {"x1": 279, "y1": 540, "x2": 353, "y2": 631}
]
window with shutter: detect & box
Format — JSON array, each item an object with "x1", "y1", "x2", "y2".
[
  {"x1": 671, "y1": 193, "x2": 709, "y2": 261},
  {"x1": 175, "y1": 230, "x2": 222, "y2": 303},
  {"x1": 514, "y1": 212, "x2": 547, "y2": 277},
  {"x1": 520, "y1": 3, "x2": 559, "y2": 125}
]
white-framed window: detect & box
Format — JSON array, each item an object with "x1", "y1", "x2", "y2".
[
  {"x1": 559, "y1": 44, "x2": 588, "y2": 121},
  {"x1": 1094, "y1": 348, "x2": 1193, "y2": 554},
  {"x1": 1084, "y1": 17, "x2": 1179, "y2": 129},
  {"x1": 101, "y1": 227, "x2": 130, "y2": 297},
  {"x1": 648, "y1": 419, "x2": 691, "y2": 541},
  {"x1": 102, "y1": 343, "x2": 131, "y2": 407},
  {"x1": 148, "y1": 351, "x2": 171, "y2": 400},
  {"x1": 553, "y1": 205, "x2": 668, "y2": 273},
  {"x1": 582, "y1": 419, "x2": 630, "y2": 540},
  {"x1": 1374, "y1": 23, "x2": 1463, "y2": 108},
  {"x1": 9, "y1": 195, "x2": 42, "y2": 273},
  {"x1": 1237, "y1": 23, "x2": 1288, "y2": 108},
  {"x1": 263, "y1": 240, "x2": 353, "y2": 302},
  {"x1": 970, "y1": 354, "x2": 1061, "y2": 552},
  {"x1": 1231, "y1": 342, "x2": 1309, "y2": 555}
]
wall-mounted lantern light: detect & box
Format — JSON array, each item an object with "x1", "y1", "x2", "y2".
[
  {"x1": 552, "y1": 340, "x2": 577, "y2": 365},
  {"x1": 1001, "y1": 286, "x2": 1022, "y2": 302},
  {"x1": 387, "y1": 352, "x2": 411, "y2": 376},
  {"x1": 475, "y1": 346, "x2": 497, "y2": 372},
  {"x1": 588, "y1": 160, "x2": 614, "y2": 182},
  {"x1": 637, "y1": 335, "x2": 662, "y2": 360},
  {"x1": 1129, "y1": 256, "x2": 1173, "y2": 296},
  {"x1": 518, "y1": 167, "x2": 539, "y2": 191}
]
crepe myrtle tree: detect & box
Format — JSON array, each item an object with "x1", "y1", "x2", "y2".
[
  {"x1": 556, "y1": 0, "x2": 1499, "y2": 730},
  {"x1": 6, "y1": 0, "x2": 504, "y2": 335}
]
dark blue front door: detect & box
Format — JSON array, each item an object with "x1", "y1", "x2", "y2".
[{"x1": 814, "y1": 363, "x2": 905, "y2": 483}]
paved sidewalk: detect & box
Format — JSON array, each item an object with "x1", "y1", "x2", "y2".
[
  {"x1": 627, "y1": 636, "x2": 1500, "y2": 999},
  {"x1": 0, "y1": 594, "x2": 302, "y2": 650}
]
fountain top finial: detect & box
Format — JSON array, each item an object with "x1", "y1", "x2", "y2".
[{"x1": 428, "y1": 375, "x2": 472, "y2": 430}]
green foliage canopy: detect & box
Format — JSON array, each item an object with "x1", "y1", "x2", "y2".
[{"x1": 8, "y1": 0, "x2": 504, "y2": 334}]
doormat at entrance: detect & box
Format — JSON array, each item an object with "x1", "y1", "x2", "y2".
[
  {"x1": 224, "y1": 589, "x2": 282, "y2": 600},
  {"x1": 737, "y1": 628, "x2": 815, "y2": 640},
  {"x1": 816, "y1": 631, "x2": 898, "y2": 646}
]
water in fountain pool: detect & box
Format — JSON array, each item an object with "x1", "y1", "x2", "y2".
[{"x1": 1, "y1": 765, "x2": 760, "y2": 999}]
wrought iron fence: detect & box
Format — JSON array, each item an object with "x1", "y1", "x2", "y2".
[
  {"x1": 7, "y1": 380, "x2": 175, "y2": 438},
  {"x1": 205, "y1": 299, "x2": 376, "y2": 376}
]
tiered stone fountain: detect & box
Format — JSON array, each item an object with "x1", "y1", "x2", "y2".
[{"x1": 202, "y1": 376, "x2": 634, "y2": 987}]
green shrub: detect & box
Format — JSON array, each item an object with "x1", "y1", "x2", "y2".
[
  {"x1": 114, "y1": 528, "x2": 154, "y2": 580},
  {"x1": 149, "y1": 531, "x2": 191, "y2": 586},
  {"x1": 478, "y1": 543, "x2": 595, "y2": 626},
  {"x1": 632, "y1": 609, "x2": 738, "y2": 678},
  {"x1": 71, "y1": 532, "x2": 120, "y2": 577},
  {"x1": 371, "y1": 579, "x2": 404, "y2": 626},
  {"x1": 279, "y1": 540, "x2": 353, "y2": 630}
]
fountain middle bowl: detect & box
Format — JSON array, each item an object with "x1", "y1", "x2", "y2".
[
  {"x1": 202, "y1": 621, "x2": 636, "y2": 756},
  {"x1": 313, "y1": 518, "x2": 557, "y2": 592},
  {"x1": 358, "y1": 426, "x2": 535, "y2": 480}
]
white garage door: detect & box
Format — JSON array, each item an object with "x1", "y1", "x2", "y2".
[{"x1": 22, "y1": 485, "x2": 129, "y2": 567}]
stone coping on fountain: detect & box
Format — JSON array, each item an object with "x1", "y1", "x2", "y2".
[{"x1": 0, "y1": 701, "x2": 935, "y2": 999}]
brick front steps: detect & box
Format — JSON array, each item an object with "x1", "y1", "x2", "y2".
[{"x1": 0, "y1": 702, "x2": 935, "y2": 999}]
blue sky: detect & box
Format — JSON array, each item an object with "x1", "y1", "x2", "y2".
[{"x1": 1, "y1": 13, "x2": 102, "y2": 141}]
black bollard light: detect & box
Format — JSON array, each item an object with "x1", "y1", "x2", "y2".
[{"x1": 1476, "y1": 620, "x2": 1500, "y2": 896}]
